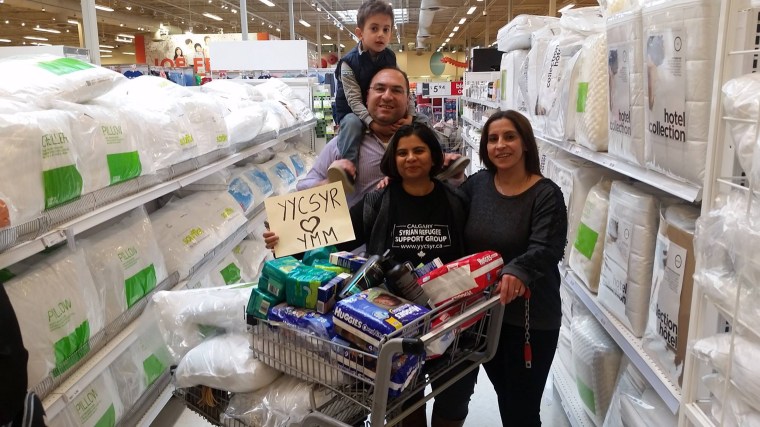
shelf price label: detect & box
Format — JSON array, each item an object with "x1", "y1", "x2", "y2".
[{"x1": 424, "y1": 82, "x2": 450, "y2": 96}]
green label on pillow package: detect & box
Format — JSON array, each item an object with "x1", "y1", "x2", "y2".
[
  {"x1": 143, "y1": 354, "x2": 167, "y2": 386},
  {"x1": 124, "y1": 264, "x2": 158, "y2": 308},
  {"x1": 576, "y1": 82, "x2": 589, "y2": 113},
  {"x1": 107, "y1": 151, "x2": 142, "y2": 185},
  {"x1": 574, "y1": 222, "x2": 599, "y2": 260},
  {"x1": 0, "y1": 268, "x2": 15, "y2": 282},
  {"x1": 220, "y1": 262, "x2": 242, "y2": 285},
  {"x1": 41, "y1": 131, "x2": 82, "y2": 209},
  {"x1": 576, "y1": 378, "x2": 596, "y2": 414},
  {"x1": 93, "y1": 404, "x2": 116, "y2": 427},
  {"x1": 36, "y1": 57, "x2": 94, "y2": 75},
  {"x1": 52, "y1": 320, "x2": 91, "y2": 377}
]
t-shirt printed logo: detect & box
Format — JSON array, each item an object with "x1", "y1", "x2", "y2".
[{"x1": 392, "y1": 224, "x2": 451, "y2": 251}]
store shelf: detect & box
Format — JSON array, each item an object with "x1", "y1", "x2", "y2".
[
  {"x1": 683, "y1": 402, "x2": 716, "y2": 427},
  {"x1": 41, "y1": 208, "x2": 267, "y2": 420},
  {"x1": 461, "y1": 96, "x2": 501, "y2": 109},
  {"x1": 535, "y1": 132, "x2": 702, "y2": 203},
  {"x1": 0, "y1": 120, "x2": 315, "y2": 270},
  {"x1": 462, "y1": 132, "x2": 480, "y2": 150},
  {"x1": 561, "y1": 267, "x2": 681, "y2": 414},
  {"x1": 462, "y1": 115, "x2": 485, "y2": 130},
  {"x1": 134, "y1": 382, "x2": 175, "y2": 427},
  {"x1": 552, "y1": 360, "x2": 595, "y2": 427}
]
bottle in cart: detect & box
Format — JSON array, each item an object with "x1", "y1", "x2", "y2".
[
  {"x1": 382, "y1": 250, "x2": 431, "y2": 307},
  {"x1": 337, "y1": 254, "x2": 385, "y2": 300}
]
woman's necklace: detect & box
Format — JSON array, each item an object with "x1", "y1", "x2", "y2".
[{"x1": 494, "y1": 173, "x2": 530, "y2": 196}]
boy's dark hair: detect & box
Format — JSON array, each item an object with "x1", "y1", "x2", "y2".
[
  {"x1": 380, "y1": 123, "x2": 444, "y2": 180},
  {"x1": 479, "y1": 110, "x2": 542, "y2": 176},
  {"x1": 357, "y1": 0, "x2": 394, "y2": 29}
]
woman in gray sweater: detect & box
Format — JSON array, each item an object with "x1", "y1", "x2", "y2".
[{"x1": 459, "y1": 110, "x2": 568, "y2": 426}]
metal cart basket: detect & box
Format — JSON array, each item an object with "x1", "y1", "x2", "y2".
[{"x1": 248, "y1": 293, "x2": 505, "y2": 427}]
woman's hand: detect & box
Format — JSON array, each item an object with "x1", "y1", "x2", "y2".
[
  {"x1": 263, "y1": 230, "x2": 279, "y2": 251},
  {"x1": 495, "y1": 274, "x2": 527, "y2": 305}
]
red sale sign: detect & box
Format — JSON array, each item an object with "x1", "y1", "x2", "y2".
[{"x1": 451, "y1": 81, "x2": 463, "y2": 96}]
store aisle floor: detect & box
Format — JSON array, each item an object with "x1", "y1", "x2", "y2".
[{"x1": 152, "y1": 359, "x2": 570, "y2": 426}]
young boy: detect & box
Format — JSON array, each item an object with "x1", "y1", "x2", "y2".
[{"x1": 329, "y1": 0, "x2": 415, "y2": 193}]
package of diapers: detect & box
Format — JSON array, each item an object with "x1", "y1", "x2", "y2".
[
  {"x1": 569, "y1": 179, "x2": 613, "y2": 292},
  {"x1": 55, "y1": 101, "x2": 147, "y2": 193},
  {"x1": 268, "y1": 303, "x2": 337, "y2": 341},
  {"x1": 330, "y1": 336, "x2": 421, "y2": 397},
  {"x1": 602, "y1": 359, "x2": 677, "y2": 427},
  {"x1": 642, "y1": 204, "x2": 699, "y2": 386},
  {"x1": 0, "y1": 110, "x2": 84, "y2": 227},
  {"x1": 48, "y1": 370, "x2": 124, "y2": 427},
  {"x1": 501, "y1": 50, "x2": 529, "y2": 113},
  {"x1": 597, "y1": 181, "x2": 662, "y2": 337},
  {"x1": 497, "y1": 15, "x2": 559, "y2": 53},
  {"x1": 0, "y1": 54, "x2": 124, "y2": 105},
  {"x1": 285, "y1": 265, "x2": 337, "y2": 310},
  {"x1": 175, "y1": 332, "x2": 281, "y2": 393},
  {"x1": 151, "y1": 191, "x2": 246, "y2": 278},
  {"x1": 333, "y1": 288, "x2": 430, "y2": 352},
  {"x1": 575, "y1": 32, "x2": 610, "y2": 151},
  {"x1": 261, "y1": 256, "x2": 302, "y2": 297},
  {"x1": 3, "y1": 248, "x2": 103, "y2": 388},
  {"x1": 80, "y1": 207, "x2": 168, "y2": 325},
  {"x1": 207, "y1": 251, "x2": 252, "y2": 287},
  {"x1": 572, "y1": 312, "x2": 623, "y2": 426},
  {"x1": 722, "y1": 74, "x2": 760, "y2": 178},
  {"x1": 179, "y1": 93, "x2": 230, "y2": 155},
  {"x1": 109, "y1": 314, "x2": 171, "y2": 409},
  {"x1": 607, "y1": 8, "x2": 646, "y2": 166},
  {"x1": 642, "y1": 0, "x2": 720, "y2": 184}
]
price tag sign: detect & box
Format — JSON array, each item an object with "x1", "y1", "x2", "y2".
[
  {"x1": 420, "y1": 82, "x2": 430, "y2": 96},
  {"x1": 451, "y1": 81, "x2": 463, "y2": 96},
  {"x1": 428, "y1": 82, "x2": 450, "y2": 96}
]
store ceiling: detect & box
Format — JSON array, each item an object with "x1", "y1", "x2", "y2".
[{"x1": 0, "y1": 0, "x2": 599, "y2": 56}]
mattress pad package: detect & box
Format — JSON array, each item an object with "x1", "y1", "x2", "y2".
[
  {"x1": 497, "y1": 15, "x2": 559, "y2": 53},
  {"x1": 597, "y1": 182, "x2": 663, "y2": 337},
  {"x1": 575, "y1": 32, "x2": 610, "y2": 151},
  {"x1": 80, "y1": 207, "x2": 168, "y2": 325},
  {"x1": 642, "y1": 204, "x2": 699, "y2": 387},
  {"x1": 0, "y1": 109, "x2": 84, "y2": 228},
  {"x1": 501, "y1": 50, "x2": 529, "y2": 114},
  {"x1": 48, "y1": 369, "x2": 124, "y2": 427},
  {"x1": 569, "y1": 179, "x2": 613, "y2": 292},
  {"x1": 642, "y1": 0, "x2": 720, "y2": 184},
  {"x1": 3, "y1": 248, "x2": 103, "y2": 388},
  {"x1": 606, "y1": 8, "x2": 646, "y2": 166},
  {"x1": 572, "y1": 312, "x2": 623, "y2": 426},
  {"x1": 602, "y1": 359, "x2": 677, "y2": 427},
  {"x1": 0, "y1": 54, "x2": 124, "y2": 105},
  {"x1": 545, "y1": 157, "x2": 618, "y2": 266},
  {"x1": 722, "y1": 74, "x2": 760, "y2": 178}
]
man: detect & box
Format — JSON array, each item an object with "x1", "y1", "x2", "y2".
[{"x1": 298, "y1": 66, "x2": 466, "y2": 206}]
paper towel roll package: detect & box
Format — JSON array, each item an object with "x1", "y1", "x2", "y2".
[
  {"x1": 642, "y1": 204, "x2": 699, "y2": 387},
  {"x1": 642, "y1": 0, "x2": 719, "y2": 185},
  {"x1": 598, "y1": 182, "x2": 662, "y2": 338},
  {"x1": 575, "y1": 32, "x2": 610, "y2": 151},
  {"x1": 4, "y1": 248, "x2": 103, "y2": 388},
  {"x1": 569, "y1": 179, "x2": 613, "y2": 292},
  {"x1": 80, "y1": 207, "x2": 169, "y2": 325},
  {"x1": 607, "y1": 8, "x2": 646, "y2": 166}
]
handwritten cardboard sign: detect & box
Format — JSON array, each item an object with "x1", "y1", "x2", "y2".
[{"x1": 264, "y1": 182, "x2": 355, "y2": 257}]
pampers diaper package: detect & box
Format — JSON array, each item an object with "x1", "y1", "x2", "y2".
[{"x1": 332, "y1": 288, "x2": 430, "y2": 352}]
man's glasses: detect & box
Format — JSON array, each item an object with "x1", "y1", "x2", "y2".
[{"x1": 369, "y1": 84, "x2": 406, "y2": 96}]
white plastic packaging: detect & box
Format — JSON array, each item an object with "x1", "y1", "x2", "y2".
[
  {"x1": 226, "y1": 104, "x2": 268, "y2": 145},
  {"x1": 180, "y1": 93, "x2": 230, "y2": 155},
  {"x1": 206, "y1": 251, "x2": 252, "y2": 287},
  {"x1": 569, "y1": 179, "x2": 613, "y2": 291},
  {"x1": 497, "y1": 15, "x2": 559, "y2": 53},
  {"x1": 260, "y1": 158, "x2": 298, "y2": 195},
  {"x1": 602, "y1": 358, "x2": 677, "y2": 427},
  {"x1": 575, "y1": 32, "x2": 610, "y2": 151},
  {"x1": 722, "y1": 73, "x2": 760, "y2": 177},
  {"x1": 48, "y1": 369, "x2": 124, "y2": 427},
  {"x1": 694, "y1": 333, "x2": 760, "y2": 412},
  {"x1": 232, "y1": 239, "x2": 273, "y2": 280}
]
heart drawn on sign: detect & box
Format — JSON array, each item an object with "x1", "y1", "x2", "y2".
[{"x1": 300, "y1": 216, "x2": 320, "y2": 233}]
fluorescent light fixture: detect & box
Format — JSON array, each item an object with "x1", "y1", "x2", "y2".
[
  {"x1": 260, "y1": 0, "x2": 275, "y2": 6},
  {"x1": 99, "y1": 49, "x2": 112, "y2": 52},
  {"x1": 123, "y1": 52, "x2": 135, "y2": 55},
  {"x1": 442, "y1": 42, "x2": 446, "y2": 46},
  {"x1": 203, "y1": 12, "x2": 223, "y2": 21},
  {"x1": 448, "y1": 32, "x2": 454, "y2": 37},
  {"x1": 231, "y1": 8, "x2": 238, "y2": 13},
  {"x1": 24, "y1": 36, "x2": 48, "y2": 41},
  {"x1": 125, "y1": 6, "x2": 131, "y2": 10},
  {"x1": 445, "y1": 38, "x2": 450, "y2": 42},
  {"x1": 299, "y1": 19, "x2": 311, "y2": 27},
  {"x1": 467, "y1": 6, "x2": 477, "y2": 14},
  {"x1": 94, "y1": 4, "x2": 114, "y2": 11},
  {"x1": 452, "y1": 50, "x2": 456, "y2": 53},
  {"x1": 276, "y1": 28, "x2": 281, "y2": 31},
  {"x1": 34, "y1": 27, "x2": 61, "y2": 34},
  {"x1": 67, "y1": 19, "x2": 78, "y2": 24},
  {"x1": 115, "y1": 37, "x2": 132, "y2": 43},
  {"x1": 99, "y1": 44, "x2": 114, "y2": 48},
  {"x1": 0, "y1": 38, "x2": 10, "y2": 42},
  {"x1": 558, "y1": 3, "x2": 575, "y2": 13},
  {"x1": 453, "y1": 26, "x2": 459, "y2": 31},
  {"x1": 101, "y1": 54, "x2": 112, "y2": 57},
  {"x1": 117, "y1": 33, "x2": 134, "y2": 38},
  {"x1": 323, "y1": 34, "x2": 331, "y2": 40},
  {"x1": 458, "y1": 18, "x2": 466, "y2": 24},
  {"x1": 340, "y1": 43, "x2": 345, "y2": 48},
  {"x1": 399, "y1": 48, "x2": 403, "y2": 52},
  {"x1": 31, "y1": 42, "x2": 52, "y2": 46}
]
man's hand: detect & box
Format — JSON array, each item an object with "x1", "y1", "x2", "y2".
[
  {"x1": 328, "y1": 159, "x2": 357, "y2": 180},
  {"x1": 390, "y1": 114, "x2": 414, "y2": 132}
]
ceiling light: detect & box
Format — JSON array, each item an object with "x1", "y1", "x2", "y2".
[
  {"x1": 453, "y1": 26, "x2": 459, "y2": 31},
  {"x1": 120, "y1": 23, "x2": 124, "y2": 26},
  {"x1": 558, "y1": 4, "x2": 575, "y2": 13},
  {"x1": 442, "y1": 42, "x2": 446, "y2": 46},
  {"x1": 0, "y1": 38, "x2": 10, "y2": 43},
  {"x1": 31, "y1": 42, "x2": 52, "y2": 46},
  {"x1": 448, "y1": 32, "x2": 454, "y2": 37},
  {"x1": 117, "y1": 33, "x2": 134, "y2": 38},
  {"x1": 340, "y1": 43, "x2": 345, "y2": 48},
  {"x1": 115, "y1": 37, "x2": 132, "y2": 43},
  {"x1": 101, "y1": 55, "x2": 113, "y2": 57},
  {"x1": 231, "y1": 8, "x2": 238, "y2": 13},
  {"x1": 299, "y1": 19, "x2": 311, "y2": 27},
  {"x1": 458, "y1": 18, "x2": 466, "y2": 24},
  {"x1": 99, "y1": 49, "x2": 112, "y2": 52},
  {"x1": 34, "y1": 27, "x2": 61, "y2": 34},
  {"x1": 466, "y1": 6, "x2": 476, "y2": 14},
  {"x1": 203, "y1": 12, "x2": 223, "y2": 21},
  {"x1": 94, "y1": 4, "x2": 114, "y2": 12},
  {"x1": 4, "y1": 20, "x2": 8, "y2": 24},
  {"x1": 260, "y1": 0, "x2": 275, "y2": 6},
  {"x1": 68, "y1": 19, "x2": 78, "y2": 24},
  {"x1": 24, "y1": 36, "x2": 48, "y2": 41},
  {"x1": 123, "y1": 52, "x2": 135, "y2": 55},
  {"x1": 276, "y1": 28, "x2": 281, "y2": 31},
  {"x1": 41, "y1": 8, "x2": 45, "y2": 11},
  {"x1": 100, "y1": 44, "x2": 114, "y2": 48},
  {"x1": 317, "y1": 6, "x2": 321, "y2": 11},
  {"x1": 445, "y1": 38, "x2": 450, "y2": 42},
  {"x1": 452, "y1": 50, "x2": 456, "y2": 53},
  {"x1": 323, "y1": 34, "x2": 331, "y2": 40},
  {"x1": 125, "y1": 5, "x2": 131, "y2": 10},
  {"x1": 21, "y1": 22, "x2": 25, "y2": 26}
]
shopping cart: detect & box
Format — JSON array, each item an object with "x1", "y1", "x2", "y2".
[
  {"x1": 431, "y1": 122, "x2": 464, "y2": 155},
  {"x1": 247, "y1": 292, "x2": 505, "y2": 427}
]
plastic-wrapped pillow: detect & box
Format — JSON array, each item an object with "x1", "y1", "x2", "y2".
[
  {"x1": 179, "y1": 93, "x2": 230, "y2": 155},
  {"x1": 575, "y1": 32, "x2": 610, "y2": 151},
  {"x1": 47, "y1": 369, "x2": 124, "y2": 427},
  {"x1": 206, "y1": 251, "x2": 252, "y2": 287},
  {"x1": 232, "y1": 239, "x2": 273, "y2": 280},
  {"x1": 0, "y1": 110, "x2": 84, "y2": 228},
  {"x1": 0, "y1": 98, "x2": 38, "y2": 114},
  {"x1": 0, "y1": 54, "x2": 124, "y2": 105},
  {"x1": 260, "y1": 159, "x2": 297, "y2": 195},
  {"x1": 175, "y1": 332, "x2": 281, "y2": 392},
  {"x1": 200, "y1": 79, "x2": 264, "y2": 104},
  {"x1": 226, "y1": 104, "x2": 268, "y2": 145},
  {"x1": 722, "y1": 74, "x2": 760, "y2": 177},
  {"x1": 3, "y1": 248, "x2": 103, "y2": 388},
  {"x1": 80, "y1": 207, "x2": 169, "y2": 324},
  {"x1": 227, "y1": 165, "x2": 275, "y2": 213},
  {"x1": 694, "y1": 333, "x2": 760, "y2": 412},
  {"x1": 702, "y1": 373, "x2": 760, "y2": 426},
  {"x1": 255, "y1": 78, "x2": 299, "y2": 103},
  {"x1": 602, "y1": 359, "x2": 676, "y2": 427},
  {"x1": 497, "y1": 15, "x2": 559, "y2": 53},
  {"x1": 569, "y1": 179, "x2": 613, "y2": 291},
  {"x1": 261, "y1": 99, "x2": 298, "y2": 130}
]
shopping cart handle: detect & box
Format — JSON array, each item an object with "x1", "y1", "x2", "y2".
[{"x1": 401, "y1": 337, "x2": 426, "y2": 355}]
